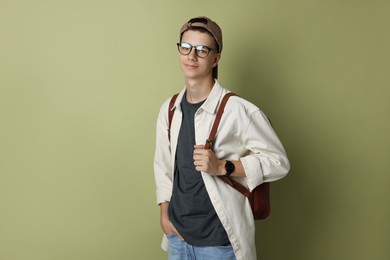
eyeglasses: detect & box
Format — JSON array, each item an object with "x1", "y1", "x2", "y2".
[{"x1": 177, "y1": 42, "x2": 215, "y2": 58}]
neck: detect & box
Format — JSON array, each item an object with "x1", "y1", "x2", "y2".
[{"x1": 185, "y1": 77, "x2": 215, "y2": 104}]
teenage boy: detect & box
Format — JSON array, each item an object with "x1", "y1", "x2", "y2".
[{"x1": 154, "y1": 16, "x2": 290, "y2": 260}]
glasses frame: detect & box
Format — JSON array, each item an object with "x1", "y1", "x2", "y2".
[{"x1": 176, "y1": 42, "x2": 215, "y2": 58}]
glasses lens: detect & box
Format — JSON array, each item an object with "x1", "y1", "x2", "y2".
[
  {"x1": 178, "y1": 42, "x2": 191, "y2": 55},
  {"x1": 195, "y1": 45, "x2": 210, "y2": 58}
]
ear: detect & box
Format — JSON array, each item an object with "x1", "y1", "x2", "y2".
[{"x1": 212, "y1": 53, "x2": 221, "y2": 68}]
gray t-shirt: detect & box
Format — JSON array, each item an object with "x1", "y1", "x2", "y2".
[{"x1": 168, "y1": 94, "x2": 229, "y2": 246}]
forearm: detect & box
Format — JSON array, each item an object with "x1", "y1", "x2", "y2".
[
  {"x1": 160, "y1": 201, "x2": 169, "y2": 219},
  {"x1": 159, "y1": 201, "x2": 170, "y2": 232},
  {"x1": 218, "y1": 159, "x2": 246, "y2": 177}
]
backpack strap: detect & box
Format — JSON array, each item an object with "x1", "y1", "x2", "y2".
[
  {"x1": 204, "y1": 92, "x2": 237, "y2": 150},
  {"x1": 204, "y1": 92, "x2": 252, "y2": 198},
  {"x1": 168, "y1": 94, "x2": 179, "y2": 142}
]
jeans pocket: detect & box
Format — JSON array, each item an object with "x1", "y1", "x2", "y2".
[{"x1": 165, "y1": 233, "x2": 176, "y2": 239}]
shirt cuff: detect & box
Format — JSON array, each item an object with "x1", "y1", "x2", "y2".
[
  {"x1": 156, "y1": 186, "x2": 172, "y2": 205},
  {"x1": 240, "y1": 155, "x2": 264, "y2": 192}
]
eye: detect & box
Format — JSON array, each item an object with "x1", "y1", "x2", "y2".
[
  {"x1": 180, "y1": 42, "x2": 191, "y2": 50},
  {"x1": 196, "y1": 46, "x2": 209, "y2": 54}
]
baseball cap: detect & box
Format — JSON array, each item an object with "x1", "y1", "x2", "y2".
[{"x1": 180, "y1": 16, "x2": 223, "y2": 53}]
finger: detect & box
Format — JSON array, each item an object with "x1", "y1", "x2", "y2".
[
  {"x1": 194, "y1": 144, "x2": 205, "y2": 149},
  {"x1": 194, "y1": 149, "x2": 208, "y2": 156},
  {"x1": 195, "y1": 166, "x2": 204, "y2": 172},
  {"x1": 194, "y1": 164, "x2": 206, "y2": 173},
  {"x1": 193, "y1": 154, "x2": 205, "y2": 161}
]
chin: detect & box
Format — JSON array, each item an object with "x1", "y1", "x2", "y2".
[{"x1": 183, "y1": 71, "x2": 200, "y2": 79}]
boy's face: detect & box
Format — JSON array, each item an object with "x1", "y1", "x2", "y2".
[{"x1": 179, "y1": 30, "x2": 221, "y2": 80}]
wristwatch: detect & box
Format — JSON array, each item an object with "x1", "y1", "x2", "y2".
[{"x1": 225, "y1": 160, "x2": 235, "y2": 176}]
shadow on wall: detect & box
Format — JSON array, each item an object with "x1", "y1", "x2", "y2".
[{"x1": 231, "y1": 37, "x2": 331, "y2": 259}]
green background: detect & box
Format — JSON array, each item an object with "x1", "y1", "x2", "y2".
[{"x1": 1, "y1": 0, "x2": 389, "y2": 259}]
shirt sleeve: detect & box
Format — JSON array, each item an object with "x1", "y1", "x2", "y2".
[
  {"x1": 154, "y1": 100, "x2": 174, "y2": 205},
  {"x1": 240, "y1": 109, "x2": 290, "y2": 192}
]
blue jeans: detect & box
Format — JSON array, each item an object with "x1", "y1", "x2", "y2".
[{"x1": 167, "y1": 234, "x2": 236, "y2": 260}]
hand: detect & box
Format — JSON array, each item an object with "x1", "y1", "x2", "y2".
[
  {"x1": 160, "y1": 216, "x2": 184, "y2": 240},
  {"x1": 193, "y1": 145, "x2": 226, "y2": 175},
  {"x1": 160, "y1": 202, "x2": 184, "y2": 240}
]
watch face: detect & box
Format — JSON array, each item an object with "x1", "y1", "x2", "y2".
[{"x1": 226, "y1": 161, "x2": 235, "y2": 175}]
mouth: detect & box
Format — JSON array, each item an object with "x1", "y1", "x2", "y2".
[{"x1": 184, "y1": 64, "x2": 198, "y2": 69}]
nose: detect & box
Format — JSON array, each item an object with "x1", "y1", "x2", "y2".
[{"x1": 187, "y1": 47, "x2": 197, "y2": 60}]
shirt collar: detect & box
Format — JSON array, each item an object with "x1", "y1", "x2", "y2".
[{"x1": 172, "y1": 80, "x2": 224, "y2": 114}]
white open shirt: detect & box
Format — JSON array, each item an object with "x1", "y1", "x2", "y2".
[{"x1": 154, "y1": 80, "x2": 290, "y2": 260}]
